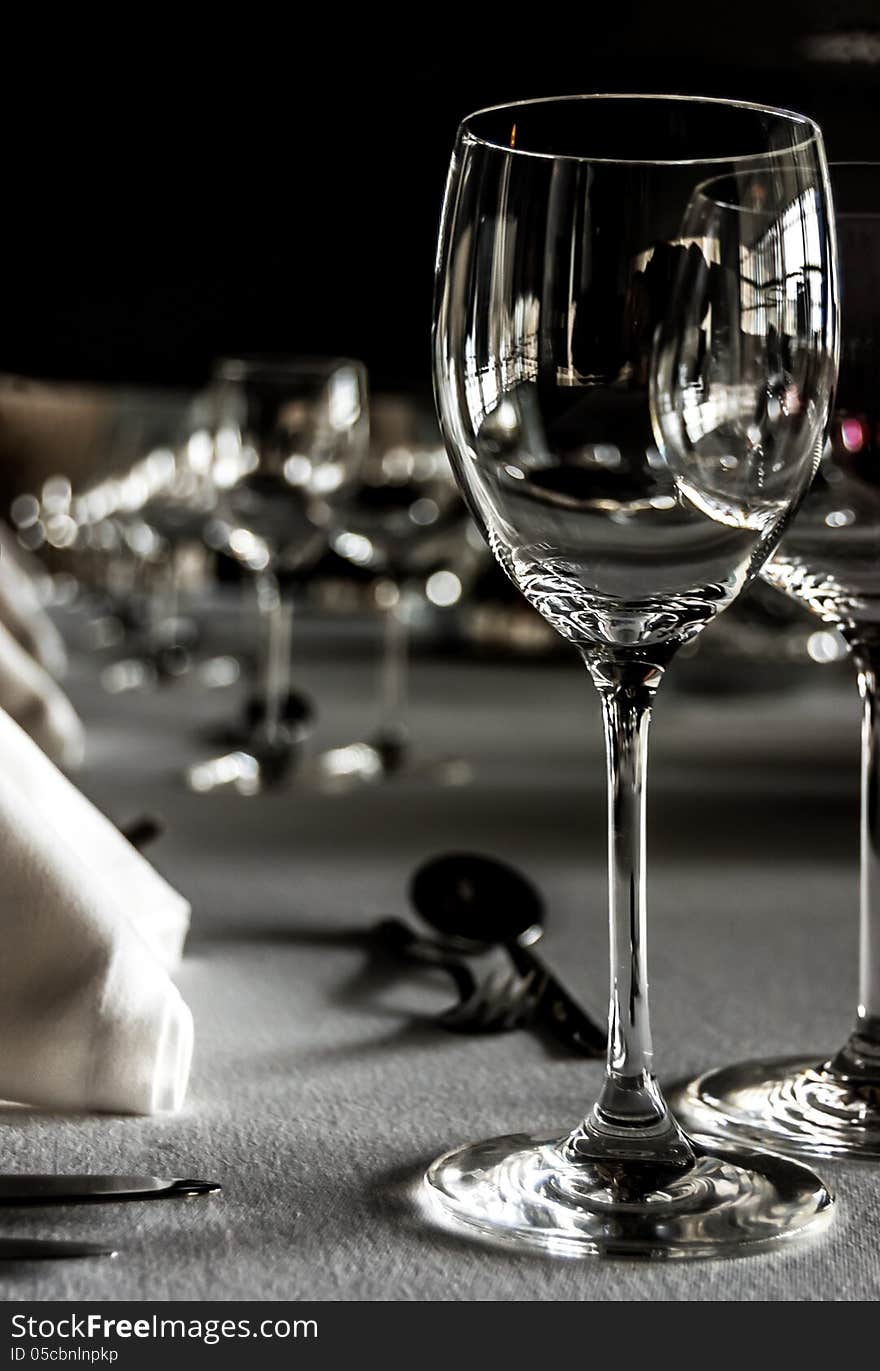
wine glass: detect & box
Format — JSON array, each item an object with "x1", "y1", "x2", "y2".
[
  {"x1": 314, "y1": 393, "x2": 479, "y2": 786},
  {"x1": 427, "y1": 94, "x2": 838, "y2": 1259},
  {"x1": 186, "y1": 357, "x2": 369, "y2": 796},
  {"x1": 94, "y1": 395, "x2": 228, "y2": 693},
  {"x1": 7, "y1": 383, "x2": 197, "y2": 674},
  {"x1": 127, "y1": 397, "x2": 226, "y2": 686},
  {"x1": 676, "y1": 162, "x2": 880, "y2": 1159}
]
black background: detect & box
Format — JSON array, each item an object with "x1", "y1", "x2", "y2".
[{"x1": 1, "y1": 3, "x2": 876, "y2": 393}]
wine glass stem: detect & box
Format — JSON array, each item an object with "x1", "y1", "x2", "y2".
[
  {"x1": 156, "y1": 549, "x2": 180, "y2": 646},
  {"x1": 601, "y1": 676, "x2": 654, "y2": 1082},
  {"x1": 856, "y1": 647, "x2": 880, "y2": 1036},
  {"x1": 574, "y1": 659, "x2": 692, "y2": 1164},
  {"x1": 827, "y1": 638, "x2": 880, "y2": 1078},
  {"x1": 262, "y1": 577, "x2": 293, "y2": 747},
  {"x1": 379, "y1": 597, "x2": 409, "y2": 738}
]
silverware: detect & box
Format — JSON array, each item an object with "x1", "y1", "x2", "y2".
[
  {"x1": 410, "y1": 853, "x2": 606, "y2": 1054},
  {"x1": 0, "y1": 1176, "x2": 221, "y2": 1205},
  {"x1": 372, "y1": 918, "x2": 481, "y2": 1001},
  {"x1": 118, "y1": 813, "x2": 166, "y2": 851},
  {"x1": 0, "y1": 1237, "x2": 117, "y2": 1260},
  {"x1": 410, "y1": 851, "x2": 544, "y2": 952},
  {"x1": 439, "y1": 963, "x2": 545, "y2": 1033}
]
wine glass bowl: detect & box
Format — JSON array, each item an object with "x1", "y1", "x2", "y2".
[
  {"x1": 211, "y1": 357, "x2": 368, "y2": 576},
  {"x1": 653, "y1": 170, "x2": 836, "y2": 543},
  {"x1": 761, "y1": 173, "x2": 880, "y2": 636},
  {"x1": 426, "y1": 94, "x2": 838, "y2": 1258},
  {"x1": 439, "y1": 128, "x2": 835, "y2": 674}
]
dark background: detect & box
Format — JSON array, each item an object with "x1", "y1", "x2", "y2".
[{"x1": 1, "y1": 3, "x2": 876, "y2": 394}]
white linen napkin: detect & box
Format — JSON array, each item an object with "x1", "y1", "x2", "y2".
[{"x1": 0, "y1": 706, "x2": 193, "y2": 1114}]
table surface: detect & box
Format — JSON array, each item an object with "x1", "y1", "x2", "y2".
[{"x1": 2, "y1": 605, "x2": 876, "y2": 1302}]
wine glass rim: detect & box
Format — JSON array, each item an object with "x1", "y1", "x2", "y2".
[{"x1": 458, "y1": 93, "x2": 823, "y2": 166}]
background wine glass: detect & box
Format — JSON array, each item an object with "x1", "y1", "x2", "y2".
[
  {"x1": 7, "y1": 383, "x2": 202, "y2": 684},
  {"x1": 316, "y1": 393, "x2": 480, "y2": 786},
  {"x1": 428, "y1": 94, "x2": 837, "y2": 1259},
  {"x1": 85, "y1": 396, "x2": 233, "y2": 696},
  {"x1": 126, "y1": 397, "x2": 228, "y2": 690},
  {"x1": 677, "y1": 162, "x2": 880, "y2": 1158},
  {"x1": 186, "y1": 357, "x2": 369, "y2": 796}
]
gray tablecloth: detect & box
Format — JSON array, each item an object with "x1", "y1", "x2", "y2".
[{"x1": 2, "y1": 610, "x2": 875, "y2": 1301}]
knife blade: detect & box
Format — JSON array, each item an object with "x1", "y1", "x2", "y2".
[
  {"x1": 0, "y1": 1237, "x2": 117, "y2": 1260},
  {"x1": 0, "y1": 1176, "x2": 221, "y2": 1205}
]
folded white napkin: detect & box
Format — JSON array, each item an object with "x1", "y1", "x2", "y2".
[{"x1": 0, "y1": 707, "x2": 193, "y2": 1115}]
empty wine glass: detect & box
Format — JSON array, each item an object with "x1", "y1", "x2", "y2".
[
  {"x1": 427, "y1": 94, "x2": 838, "y2": 1259},
  {"x1": 187, "y1": 357, "x2": 368, "y2": 796},
  {"x1": 314, "y1": 394, "x2": 477, "y2": 786},
  {"x1": 127, "y1": 398, "x2": 226, "y2": 686},
  {"x1": 8, "y1": 383, "x2": 197, "y2": 676},
  {"x1": 91, "y1": 396, "x2": 233, "y2": 694},
  {"x1": 677, "y1": 163, "x2": 880, "y2": 1159}
]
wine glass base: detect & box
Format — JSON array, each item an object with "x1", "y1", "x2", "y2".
[
  {"x1": 423, "y1": 1131, "x2": 833, "y2": 1259},
  {"x1": 313, "y1": 741, "x2": 473, "y2": 791},
  {"x1": 674, "y1": 1056, "x2": 880, "y2": 1160},
  {"x1": 185, "y1": 746, "x2": 298, "y2": 796},
  {"x1": 102, "y1": 653, "x2": 238, "y2": 696}
]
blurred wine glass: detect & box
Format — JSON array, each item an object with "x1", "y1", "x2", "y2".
[
  {"x1": 125, "y1": 397, "x2": 229, "y2": 690},
  {"x1": 6, "y1": 382, "x2": 204, "y2": 682},
  {"x1": 314, "y1": 394, "x2": 480, "y2": 786},
  {"x1": 90, "y1": 395, "x2": 236, "y2": 695},
  {"x1": 187, "y1": 357, "x2": 369, "y2": 796}
]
